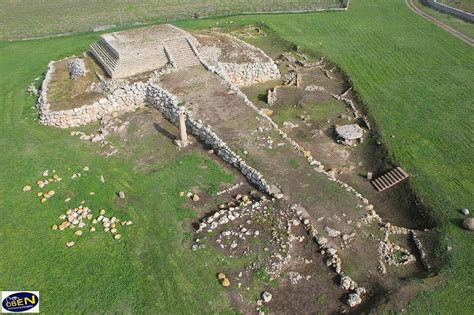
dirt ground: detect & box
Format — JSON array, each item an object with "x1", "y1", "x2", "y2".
[
  {"x1": 48, "y1": 54, "x2": 106, "y2": 111},
  {"x1": 156, "y1": 52, "x2": 437, "y2": 313}
]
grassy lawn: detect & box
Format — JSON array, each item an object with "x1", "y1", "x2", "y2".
[
  {"x1": 0, "y1": 0, "x2": 342, "y2": 40},
  {"x1": 0, "y1": 0, "x2": 473, "y2": 313}
]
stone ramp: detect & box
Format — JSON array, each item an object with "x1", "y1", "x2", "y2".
[{"x1": 164, "y1": 37, "x2": 201, "y2": 69}]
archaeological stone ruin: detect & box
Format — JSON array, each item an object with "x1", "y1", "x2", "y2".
[
  {"x1": 34, "y1": 24, "x2": 433, "y2": 312},
  {"x1": 90, "y1": 24, "x2": 201, "y2": 78}
]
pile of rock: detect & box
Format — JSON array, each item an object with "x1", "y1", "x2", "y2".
[
  {"x1": 52, "y1": 206, "x2": 133, "y2": 248},
  {"x1": 67, "y1": 58, "x2": 87, "y2": 80},
  {"x1": 376, "y1": 223, "x2": 416, "y2": 270},
  {"x1": 22, "y1": 170, "x2": 63, "y2": 203},
  {"x1": 266, "y1": 88, "x2": 278, "y2": 106}
]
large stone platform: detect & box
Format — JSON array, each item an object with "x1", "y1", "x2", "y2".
[{"x1": 90, "y1": 24, "x2": 201, "y2": 78}]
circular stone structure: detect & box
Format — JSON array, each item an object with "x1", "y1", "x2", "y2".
[{"x1": 335, "y1": 124, "x2": 364, "y2": 140}]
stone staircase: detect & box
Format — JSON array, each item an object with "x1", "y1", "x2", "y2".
[
  {"x1": 90, "y1": 40, "x2": 119, "y2": 76},
  {"x1": 164, "y1": 37, "x2": 201, "y2": 69},
  {"x1": 371, "y1": 167, "x2": 409, "y2": 192}
]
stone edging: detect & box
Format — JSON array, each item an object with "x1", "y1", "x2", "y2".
[
  {"x1": 421, "y1": 0, "x2": 474, "y2": 23},
  {"x1": 37, "y1": 60, "x2": 147, "y2": 128}
]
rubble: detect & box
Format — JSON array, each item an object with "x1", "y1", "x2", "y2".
[{"x1": 67, "y1": 58, "x2": 87, "y2": 80}]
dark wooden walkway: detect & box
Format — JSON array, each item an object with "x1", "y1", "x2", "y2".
[{"x1": 372, "y1": 167, "x2": 409, "y2": 192}]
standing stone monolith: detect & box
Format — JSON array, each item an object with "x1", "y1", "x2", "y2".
[{"x1": 175, "y1": 109, "x2": 189, "y2": 148}]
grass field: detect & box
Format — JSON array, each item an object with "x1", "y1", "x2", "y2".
[
  {"x1": 0, "y1": 0, "x2": 473, "y2": 313},
  {"x1": 0, "y1": 0, "x2": 342, "y2": 40}
]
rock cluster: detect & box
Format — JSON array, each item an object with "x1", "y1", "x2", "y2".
[
  {"x1": 27, "y1": 83, "x2": 38, "y2": 96},
  {"x1": 377, "y1": 223, "x2": 416, "y2": 271},
  {"x1": 70, "y1": 116, "x2": 128, "y2": 143},
  {"x1": 297, "y1": 207, "x2": 367, "y2": 308},
  {"x1": 261, "y1": 291, "x2": 272, "y2": 303},
  {"x1": 53, "y1": 205, "x2": 133, "y2": 248},
  {"x1": 22, "y1": 169, "x2": 63, "y2": 203},
  {"x1": 67, "y1": 58, "x2": 87, "y2": 80},
  {"x1": 346, "y1": 287, "x2": 366, "y2": 307}
]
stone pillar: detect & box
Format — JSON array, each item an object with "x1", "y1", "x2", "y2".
[{"x1": 178, "y1": 109, "x2": 189, "y2": 147}]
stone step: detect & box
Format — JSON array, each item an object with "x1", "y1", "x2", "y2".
[
  {"x1": 90, "y1": 41, "x2": 118, "y2": 73},
  {"x1": 165, "y1": 37, "x2": 201, "y2": 69},
  {"x1": 371, "y1": 167, "x2": 409, "y2": 192},
  {"x1": 94, "y1": 42, "x2": 118, "y2": 67},
  {"x1": 91, "y1": 42, "x2": 118, "y2": 66},
  {"x1": 90, "y1": 44, "x2": 117, "y2": 71}
]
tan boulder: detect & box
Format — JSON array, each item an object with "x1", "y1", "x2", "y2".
[{"x1": 463, "y1": 217, "x2": 474, "y2": 231}]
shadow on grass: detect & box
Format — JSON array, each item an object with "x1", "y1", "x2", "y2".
[{"x1": 153, "y1": 122, "x2": 176, "y2": 140}]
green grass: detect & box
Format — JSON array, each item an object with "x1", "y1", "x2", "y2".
[
  {"x1": 0, "y1": 0, "x2": 343, "y2": 40},
  {"x1": 415, "y1": 0, "x2": 474, "y2": 38},
  {"x1": 1, "y1": 0, "x2": 473, "y2": 313}
]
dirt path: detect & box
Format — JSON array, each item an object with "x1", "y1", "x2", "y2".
[{"x1": 406, "y1": 0, "x2": 474, "y2": 47}]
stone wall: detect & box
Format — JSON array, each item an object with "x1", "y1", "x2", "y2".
[
  {"x1": 146, "y1": 83, "x2": 273, "y2": 196},
  {"x1": 218, "y1": 33, "x2": 280, "y2": 86},
  {"x1": 219, "y1": 62, "x2": 280, "y2": 86},
  {"x1": 38, "y1": 61, "x2": 147, "y2": 128},
  {"x1": 421, "y1": 0, "x2": 474, "y2": 23}
]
